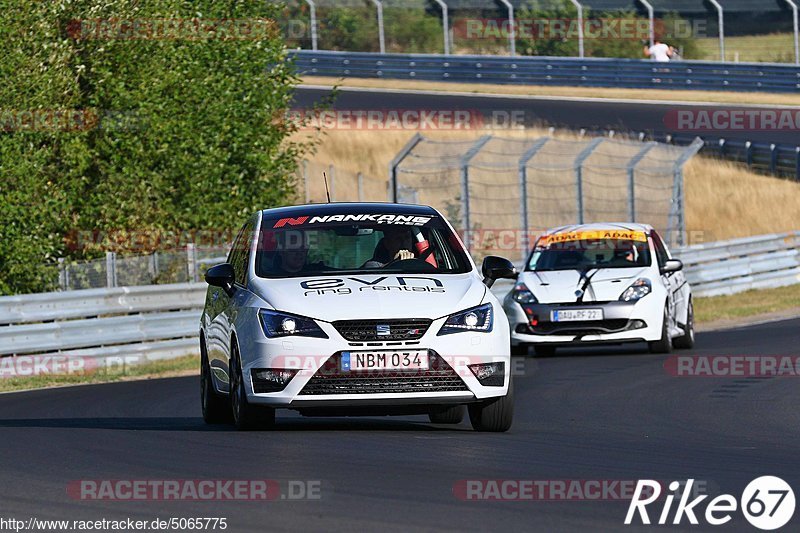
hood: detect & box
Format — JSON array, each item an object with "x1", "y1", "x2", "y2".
[
  {"x1": 249, "y1": 273, "x2": 487, "y2": 322},
  {"x1": 519, "y1": 267, "x2": 649, "y2": 304}
]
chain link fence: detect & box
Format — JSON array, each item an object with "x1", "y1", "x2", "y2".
[
  {"x1": 391, "y1": 133, "x2": 703, "y2": 260},
  {"x1": 57, "y1": 245, "x2": 228, "y2": 291}
]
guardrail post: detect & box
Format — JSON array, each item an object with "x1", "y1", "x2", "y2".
[
  {"x1": 745, "y1": 141, "x2": 753, "y2": 167},
  {"x1": 389, "y1": 133, "x2": 423, "y2": 202},
  {"x1": 518, "y1": 137, "x2": 550, "y2": 261},
  {"x1": 106, "y1": 252, "x2": 117, "y2": 288},
  {"x1": 573, "y1": 138, "x2": 604, "y2": 225},
  {"x1": 187, "y1": 243, "x2": 197, "y2": 283},
  {"x1": 626, "y1": 143, "x2": 657, "y2": 222},
  {"x1": 796, "y1": 147, "x2": 800, "y2": 181},
  {"x1": 769, "y1": 144, "x2": 778, "y2": 175},
  {"x1": 432, "y1": 0, "x2": 450, "y2": 55}
]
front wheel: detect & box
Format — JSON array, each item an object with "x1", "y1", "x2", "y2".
[
  {"x1": 231, "y1": 344, "x2": 275, "y2": 431},
  {"x1": 468, "y1": 380, "x2": 514, "y2": 432},
  {"x1": 648, "y1": 306, "x2": 673, "y2": 354},
  {"x1": 672, "y1": 299, "x2": 695, "y2": 349},
  {"x1": 201, "y1": 340, "x2": 231, "y2": 424}
]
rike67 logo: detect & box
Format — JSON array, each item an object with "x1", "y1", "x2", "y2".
[{"x1": 626, "y1": 477, "x2": 795, "y2": 530}]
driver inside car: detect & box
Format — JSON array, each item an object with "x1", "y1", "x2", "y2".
[{"x1": 362, "y1": 226, "x2": 415, "y2": 268}]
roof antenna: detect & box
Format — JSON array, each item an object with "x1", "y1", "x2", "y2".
[{"x1": 322, "y1": 171, "x2": 331, "y2": 203}]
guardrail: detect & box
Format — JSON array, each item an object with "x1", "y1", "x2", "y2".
[
  {"x1": 0, "y1": 232, "x2": 797, "y2": 369},
  {"x1": 290, "y1": 50, "x2": 800, "y2": 93}
]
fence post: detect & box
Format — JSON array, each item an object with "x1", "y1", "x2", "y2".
[
  {"x1": 389, "y1": 133, "x2": 423, "y2": 202},
  {"x1": 668, "y1": 138, "x2": 704, "y2": 246},
  {"x1": 569, "y1": 0, "x2": 585, "y2": 57},
  {"x1": 573, "y1": 138, "x2": 604, "y2": 225},
  {"x1": 518, "y1": 137, "x2": 550, "y2": 261},
  {"x1": 626, "y1": 143, "x2": 657, "y2": 222},
  {"x1": 327, "y1": 164, "x2": 335, "y2": 201},
  {"x1": 498, "y1": 0, "x2": 515, "y2": 56},
  {"x1": 432, "y1": 0, "x2": 450, "y2": 55},
  {"x1": 302, "y1": 159, "x2": 310, "y2": 203},
  {"x1": 460, "y1": 136, "x2": 493, "y2": 246},
  {"x1": 304, "y1": 0, "x2": 318, "y2": 51},
  {"x1": 786, "y1": 0, "x2": 800, "y2": 65},
  {"x1": 796, "y1": 147, "x2": 800, "y2": 181},
  {"x1": 106, "y1": 252, "x2": 117, "y2": 288},
  {"x1": 58, "y1": 258, "x2": 66, "y2": 291},
  {"x1": 357, "y1": 172, "x2": 364, "y2": 201},
  {"x1": 187, "y1": 243, "x2": 197, "y2": 283},
  {"x1": 371, "y1": 0, "x2": 385, "y2": 54},
  {"x1": 707, "y1": 0, "x2": 725, "y2": 61}
]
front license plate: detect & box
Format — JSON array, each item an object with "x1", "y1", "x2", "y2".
[
  {"x1": 551, "y1": 309, "x2": 604, "y2": 322},
  {"x1": 341, "y1": 350, "x2": 429, "y2": 372}
]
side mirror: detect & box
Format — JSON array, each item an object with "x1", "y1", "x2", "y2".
[
  {"x1": 481, "y1": 256, "x2": 518, "y2": 288},
  {"x1": 660, "y1": 259, "x2": 683, "y2": 275},
  {"x1": 205, "y1": 263, "x2": 236, "y2": 295}
]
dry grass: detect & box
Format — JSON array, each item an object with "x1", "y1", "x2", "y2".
[
  {"x1": 301, "y1": 76, "x2": 800, "y2": 107},
  {"x1": 296, "y1": 127, "x2": 800, "y2": 242}
]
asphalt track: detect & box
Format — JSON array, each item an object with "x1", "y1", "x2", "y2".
[
  {"x1": 1, "y1": 317, "x2": 799, "y2": 532},
  {"x1": 293, "y1": 86, "x2": 799, "y2": 146}
]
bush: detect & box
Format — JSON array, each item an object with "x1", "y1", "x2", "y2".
[{"x1": 0, "y1": 0, "x2": 309, "y2": 295}]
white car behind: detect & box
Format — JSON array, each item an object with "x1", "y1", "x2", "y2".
[{"x1": 504, "y1": 223, "x2": 694, "y2": 356}]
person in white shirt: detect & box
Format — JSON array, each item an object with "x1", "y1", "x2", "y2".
[{"x1": 644, "y1": 39, "x2": 674, "y2": 62}]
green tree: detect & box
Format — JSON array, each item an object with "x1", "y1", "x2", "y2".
[{"x1": 0, "y1": 0, "x2": 309, "y2": 295}]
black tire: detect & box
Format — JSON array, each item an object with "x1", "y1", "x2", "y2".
[
  {"x1": 648, "y1": 306, "x2": 673, "y2": 354},
  {"x1": 230, "y1": 343, "x2": 276, "y2": 431},
  {"x1": 511, "y1": 343, "x2": 529, "y2": 356},
  {"x1": 533, "y1": 345, "x2": 557, "y2": 357},
  {"x1": 468, "y1": 380, "x2": 514, "y2": 432},
  {"x1": 428, "y1": 405, "x2": 465, "y2": 424},
  {"x1": 672, "y1": 298, "x2": 695, "y2": 350},
  {"x1": 201, "y1": 339, "x2": 232, "y2": 424}
]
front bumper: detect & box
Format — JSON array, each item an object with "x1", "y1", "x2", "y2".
[
  {"x1": 504, "y1": 297, "x2": 663, "y2": 346},
  {"x1": 234, "y1": 314, "x2": 511, "y2": 407}
]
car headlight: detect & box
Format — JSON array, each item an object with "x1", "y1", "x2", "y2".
[
  {"x1": 437, "y1": 303, "x2": 493, "y2": 335},
  {"x1": 619, "y1": 278, "x2": 652, "y2": 302},
  {"x1": 259, "y1": 309, "x2": 328, "y2": 339},
  {"x1": 511, "y1": 282, "x2": 537, "y2": 304}
]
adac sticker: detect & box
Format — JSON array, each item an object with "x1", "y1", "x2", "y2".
[{"x1": 538, "y1": 229, "x2": 647, "y2": 246}]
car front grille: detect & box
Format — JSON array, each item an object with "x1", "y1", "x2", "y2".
[
  {"x1": 332, "y1": 318, "x2": 432, "y2": 342},
  {"x1": 298, "y1": 352, "x2": 469, "y2": 395}
]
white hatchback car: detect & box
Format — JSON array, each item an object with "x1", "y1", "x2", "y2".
[
  {"x1": 200, "y1": 203, "x2": 518, "y2": 431},
  {"x1": 504, "y1": 223, "x2": 694, "y2": 356}
]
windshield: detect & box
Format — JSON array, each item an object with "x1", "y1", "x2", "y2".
[
  {"x1": 527, "y1": 232, "x2": 652, "y2": 271},
  {"x1": 255, "y1": 213, "x2": 471, "y2": 278}
]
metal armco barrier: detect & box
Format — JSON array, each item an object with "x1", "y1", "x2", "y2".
[
  {"x1": 0, "y1": 232, "x2": 797, "y2": 366},
  {"x1": 290, "y1": 50, "x2": 800, "y2": 93}
]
